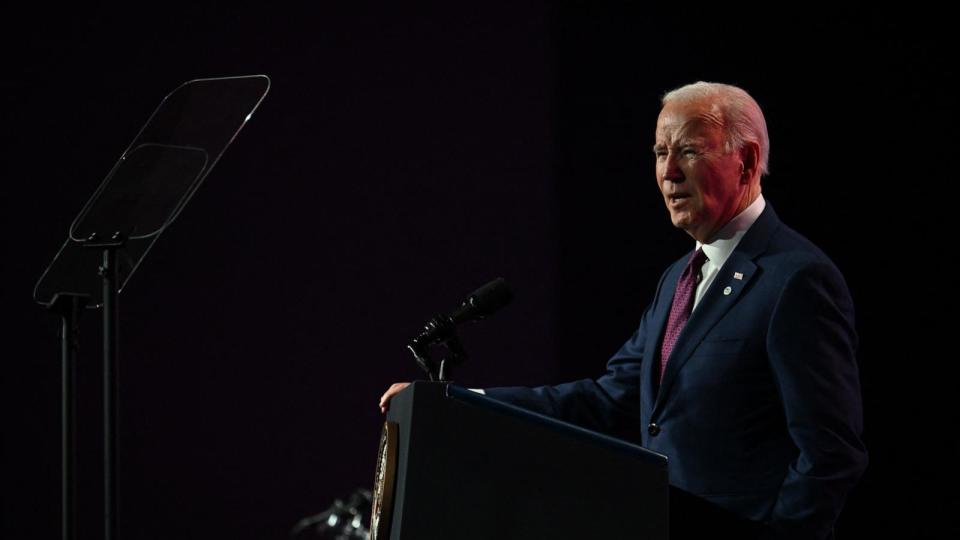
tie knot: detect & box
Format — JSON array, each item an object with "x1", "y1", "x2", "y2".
[{"x1": 689, "y1": 248, "x2": 707, "y2": 270}]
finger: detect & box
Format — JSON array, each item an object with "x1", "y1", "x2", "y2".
[{"x1": 379, "y1": 382, "x2": 410, "y2": 412}]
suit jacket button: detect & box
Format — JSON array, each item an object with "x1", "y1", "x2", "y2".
[{"x1": 648, "y1": 422, "x2": 661, "y2": 436}]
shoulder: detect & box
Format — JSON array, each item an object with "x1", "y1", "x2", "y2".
[
  {"x1": 757, "y1": 223, "x2": 856, "y2": 336},
  {"x1": 760, "y1": 220, "x2": 849, "y2": 289}
]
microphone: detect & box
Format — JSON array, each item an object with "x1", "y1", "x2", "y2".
[
  {"x1": 449, "y1": 277, "x2": 513, "y2": 325},
  {"x1": 411, "y1": 277, "x2": 513, "y2": 349}
]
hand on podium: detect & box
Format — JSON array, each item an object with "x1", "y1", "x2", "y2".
[{"x1": 379, "y1": 382, "x2": 411, "y2": 413}]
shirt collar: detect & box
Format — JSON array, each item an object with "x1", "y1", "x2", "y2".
[{"x1": 696, "y1": 194, "x2": 766, "y2": 268}]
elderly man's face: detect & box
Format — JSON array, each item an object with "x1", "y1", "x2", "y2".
[{"x1": 654, "y1": 100, "x2": 748, "y2": 243}]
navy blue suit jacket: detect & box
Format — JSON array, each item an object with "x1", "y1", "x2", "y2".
[{"x1": 485, "y1": 204, "x2": 867, "y2": 538}]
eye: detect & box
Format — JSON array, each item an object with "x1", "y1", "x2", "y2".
[{"x1": 681, "y1": 147, "x2": 699, "y2": 157}]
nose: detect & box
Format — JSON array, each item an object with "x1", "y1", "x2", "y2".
[{"x1": 661, "y1": 153, "x2": 684, "y2": 183}]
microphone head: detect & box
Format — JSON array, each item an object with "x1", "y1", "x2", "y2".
[{"x1": 461, "y1": 277, "x2": 512, "y2": 320}]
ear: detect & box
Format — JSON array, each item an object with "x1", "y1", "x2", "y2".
[{"x1": 739, "y1": 141, "x2": 761, "y2": 184}]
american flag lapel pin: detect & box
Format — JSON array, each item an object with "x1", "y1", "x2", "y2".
[{"x1": 733, "y1": 272, "x2": 744, "y2": 280}]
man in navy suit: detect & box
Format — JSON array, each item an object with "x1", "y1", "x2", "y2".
[{"x1": 381, "y1": 82, "x2": 867, "y2": 539}]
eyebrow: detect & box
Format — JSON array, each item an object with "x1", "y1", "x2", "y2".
[{"x1": 652, "y1": 139, "x2": 706, "y2": 152}]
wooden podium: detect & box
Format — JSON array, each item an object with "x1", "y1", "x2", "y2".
[{"x1": 372, "y1": 382, "x2": 668, "y2": 539}]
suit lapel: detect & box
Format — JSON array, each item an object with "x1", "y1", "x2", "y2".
[
  {"x1": 654, "y1": 255, "x2": 758, "y2": 408},
  {"x1": 650, "y1": 203, "x2": 782, "y2": 414}
]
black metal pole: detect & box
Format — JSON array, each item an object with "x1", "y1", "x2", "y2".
[
  {"x1": 100, "y1": 246, "x2": 120, "y2": 540},
  {"x1": 62, "y1": 298, "x2": 79, "y2": 540},
  {"x1": 51, "y1": 293, "x2": 88, "y2": 540}
]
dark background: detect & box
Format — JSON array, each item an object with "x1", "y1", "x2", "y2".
[{"x1": 3, "y1": 4, "x2": 955, "y2": 539}]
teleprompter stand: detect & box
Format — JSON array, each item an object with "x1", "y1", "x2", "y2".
[{"x1": 33, "y1": 75, "x2": 270, "y2": 540}]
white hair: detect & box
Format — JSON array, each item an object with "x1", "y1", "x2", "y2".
[{"x1": 662, "y1": 82, "x2": 770, "y2": 175}]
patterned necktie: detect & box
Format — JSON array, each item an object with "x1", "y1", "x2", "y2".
[{"x1": 659, "y1": 248, "x2": 708, "y2": 384}]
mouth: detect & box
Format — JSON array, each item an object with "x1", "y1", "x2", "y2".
[{"x1": 667, "y1": 193, "x2": 691, "y2": 207}]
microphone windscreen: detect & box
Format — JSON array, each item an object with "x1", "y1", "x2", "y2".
[{"x1": 468, "y1": 277, "x2": 512, "y2": 318}]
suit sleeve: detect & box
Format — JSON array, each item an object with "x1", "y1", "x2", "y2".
[
  {"x1": 483, "y1": 307, "x2": 650, "y2": 443},
  {"x1": 483, "y1": 264, "x2": 676, "y2": 442},
  {"x1": 764, "y1": 261, "x2": 868, "y2": 538}
]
